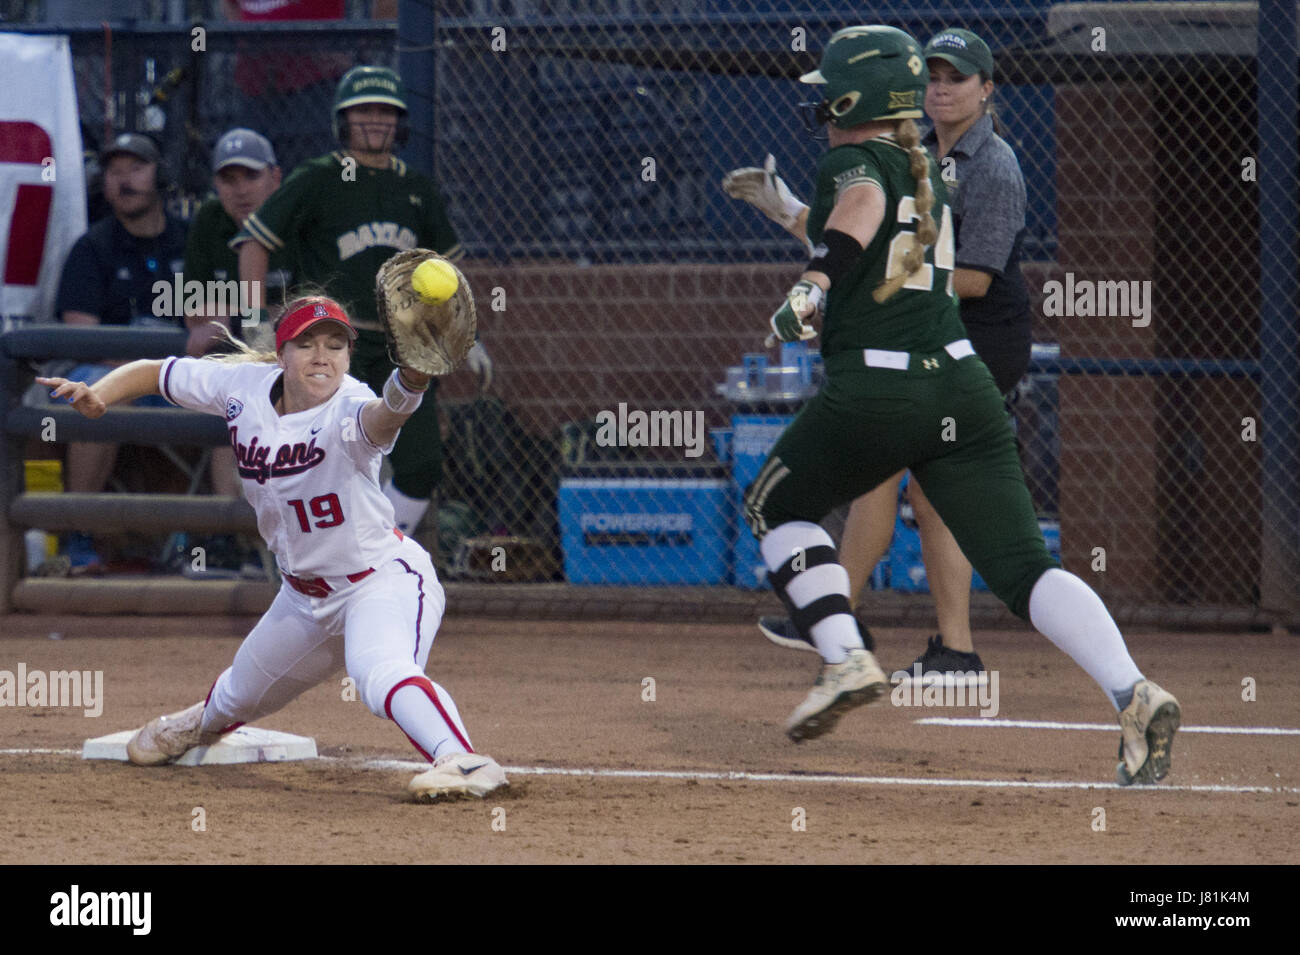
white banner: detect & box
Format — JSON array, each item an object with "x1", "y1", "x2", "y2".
[{"x1": 0, "y1": 33, "x2": 86, "y2": 323}]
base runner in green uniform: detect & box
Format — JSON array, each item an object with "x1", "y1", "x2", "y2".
[
  {"x1": 233, "y1": 66, "x2": 492, "y2": 533},
  {"x1": 739, "y1": 25, "x2": 1180, "y2": 785}
]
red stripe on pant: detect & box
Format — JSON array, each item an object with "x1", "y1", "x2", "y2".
[
  {"x1": 383, "y1": 675, "x2": 474, "y2": 761},
  {"x1": 204, "y1": 679, "x2": 244, "y2": 737}
]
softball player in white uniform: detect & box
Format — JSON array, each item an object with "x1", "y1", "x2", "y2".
[{"x1": 38, "y1": 296, "x2": 506, "y2": 801}]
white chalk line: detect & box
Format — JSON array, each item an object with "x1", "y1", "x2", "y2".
[
  {"x1": 6, "y1": 749, "x2": 1298, "y2": 795},
  {"x1": 915, "y1": 718, "x2": 1300, "y2": 735},
  {"x1": 351, "y1": 758, "x2": 1297, "y2": 795}
]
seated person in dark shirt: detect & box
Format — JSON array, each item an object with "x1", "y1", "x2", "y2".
[{"x1": 50, "y1": 133, "x2": 188, "y2": 570}]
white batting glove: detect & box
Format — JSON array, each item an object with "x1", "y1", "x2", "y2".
[
  {"x1": 466, "y1": 340, "x2": 493, "y2": 392},
  {"x1": 721, "y1": 153, "x2": 809, "y2": 231}
]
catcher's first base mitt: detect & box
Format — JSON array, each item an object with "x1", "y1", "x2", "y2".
[{"x1": 375, "y1": 249, "x2": 477, "y2": 376}]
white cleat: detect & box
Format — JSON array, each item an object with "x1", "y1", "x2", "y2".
[
  {"x1": 1116, "y1": 680, "x2": 1182, "y2": 786},
  {"x1": 785, "y1": 648, "x2": 889, "y2": 743},
  {"x1": 126, "y1": 702, "x2": 218, "y2": 766},
  {"x1": 409, "y1": 752, "x2": 508, "y2": 802}
]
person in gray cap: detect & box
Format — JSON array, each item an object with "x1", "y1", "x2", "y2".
[
  {"x1": 47, "y1": 132, "x2": 189, "y2": 573},
  {"x1": 173, "y1": 128, "x2": 294, "y2": 578},
  {"x1": 183, "y1": 127, "x2": 291, "y2": 359}
]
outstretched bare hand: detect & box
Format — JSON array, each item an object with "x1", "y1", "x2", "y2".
[{"x1": 35, "y1": 377, "x2": 107, "y2": 419}]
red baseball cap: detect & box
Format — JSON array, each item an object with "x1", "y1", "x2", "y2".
[{"x1": 275, "y1": 299, "x2": 358, "y2": 351}]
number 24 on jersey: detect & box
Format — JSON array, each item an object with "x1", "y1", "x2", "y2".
[{"x1": 885, "y1": 197, "x2": 955, "y2": 295}]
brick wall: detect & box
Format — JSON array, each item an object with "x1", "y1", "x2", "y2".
[
  {"x1": 455, "y1": 262, "x2": 798, "y2": 436},
  {"x1": 1051, "y1": 84, "x2": 1163, "y2": 601},
  {"x1": 1053, "y1": 81, "x2": 1260, "y2": 605}
]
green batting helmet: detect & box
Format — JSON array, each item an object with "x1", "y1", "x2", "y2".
[
  {"x1": 334, "y1": 65, "x2": 408, "y2": 113},
  {"x1": 333, "y1": 66, "x2": 409, "y2": 147},
  {"x1": 800, "y1": 25, "x2": 927, "y2": 128}
]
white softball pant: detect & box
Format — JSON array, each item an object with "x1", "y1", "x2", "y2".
[{"x1": 201, "y1": 537, "x2": 472, "y2": 753}]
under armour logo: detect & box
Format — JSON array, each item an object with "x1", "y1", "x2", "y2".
[{"x1": 922, "y1": 358, "x2": 940, "y2": 370}]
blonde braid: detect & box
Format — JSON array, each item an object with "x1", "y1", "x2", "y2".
[{"x1": 873, "y1": 118, "x2": 939, "y2": 303}]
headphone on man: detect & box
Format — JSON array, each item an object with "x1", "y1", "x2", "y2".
[{"x1": 99, "y1": 132, "x2": 171, "y2": 195}]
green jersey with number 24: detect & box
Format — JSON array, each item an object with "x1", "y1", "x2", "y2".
[{"x1": 805, "y1": 135, "x2": 966, "y2": 356}]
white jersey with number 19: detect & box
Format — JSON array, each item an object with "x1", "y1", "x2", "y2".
[{"x1": 158, "y1": 356, "x2": 404, "y2": 578}]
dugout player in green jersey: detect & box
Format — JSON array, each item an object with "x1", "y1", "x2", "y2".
[
  {"x1": 232, "y1": 66, "x2": 492, "y2": 533},
  {"x1": 740, "y1": 25, "x2": 1180, "y2": 785}
]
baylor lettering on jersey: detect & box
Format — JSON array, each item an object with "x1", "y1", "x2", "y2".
[
  {"x1": 338, "y1": 223, "x2": 419, "y2": 260},
  {"x1": 236, "y1": 152, "x2": 459, "y2": 329}
]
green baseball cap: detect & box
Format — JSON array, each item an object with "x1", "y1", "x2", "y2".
[{"x1": 924, "y1": 28, "x2": 995, "y2": 79}]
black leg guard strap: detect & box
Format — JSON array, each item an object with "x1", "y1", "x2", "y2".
[
  {"x1": 768, "y1": 545, "x2": 839, "y2": 591},
  {"x1": 766, "y1": 544, "x2": 875, "y2": 651},
  {"x1": 791, "y1": 593, "x2": 853, "y2": 636}
]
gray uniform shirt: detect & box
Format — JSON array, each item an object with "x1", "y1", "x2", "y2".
[{"x1": 923, "y1": 114, "x2": 1031, "y2": 329}]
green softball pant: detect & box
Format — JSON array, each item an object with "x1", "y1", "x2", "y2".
[{"x1": 744, "y1": 345, "x2": 1057, "y2": 620}]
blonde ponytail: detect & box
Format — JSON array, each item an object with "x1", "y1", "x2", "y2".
[
  {"x1": 204, "y1": 286, "x2": 344, "y2": 365},
  {"x1": 203, "y1": 324, "x2": 278, "y2": 364},
  {"x1": 873, "y1": 118, "x2": 939, "y2": 303}
]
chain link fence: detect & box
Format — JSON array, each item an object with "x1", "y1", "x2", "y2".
[
  {"x1": 52, "y1": 21, "x2": 395, "y2": 217},
  {"x1": 26, "y1": 1, "x2": 1300, "y2": 622}
]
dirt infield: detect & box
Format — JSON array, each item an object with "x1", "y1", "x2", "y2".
[{"x1": 1, "y1": 616, "x2": 1297, "y2": 864}]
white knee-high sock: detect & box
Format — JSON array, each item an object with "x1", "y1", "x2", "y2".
[
  {"x1": 383, "y1": 480, "x2": 430, "y2": 534},
  {"x1": 761, "y1": 521, "x2": 862, "y2": 664},
  {"x1": 387, "y1": 678, "x2": 473, "y2": 760},
  {"x1": 1028, "y1": 568, "x2": 1144, "y2": 709}
]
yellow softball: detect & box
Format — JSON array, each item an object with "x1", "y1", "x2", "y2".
[{"x1": 411, "y1": 258, "x2": 459, "y2": 304}]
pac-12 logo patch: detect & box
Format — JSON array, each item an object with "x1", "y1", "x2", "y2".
[{"x1": 226, "y1": 397, "x2": 244, "y2": 421}]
